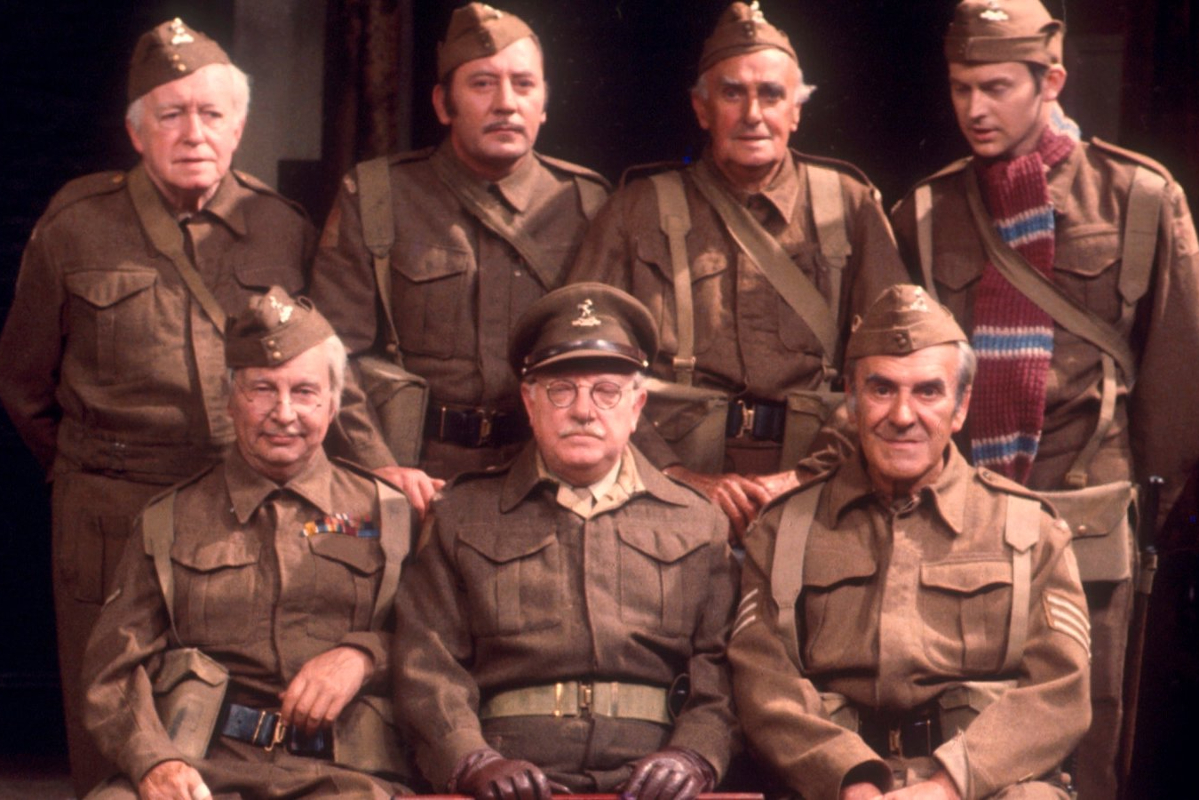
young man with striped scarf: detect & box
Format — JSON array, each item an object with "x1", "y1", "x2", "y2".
[{"x1": 891, "y1": 2, "x2": 1199, "y2": 798}]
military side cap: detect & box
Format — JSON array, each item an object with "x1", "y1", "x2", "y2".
[
  {"x1": 945, "y1": 0, "x2": 1063, "y2": 66},
  {"x1": 226, "y1": 287, "x2": 336, "y2": 368},
  {"x1": 510, "y1": 283, "x2": 658, "y2": 376},
  {"x1": 698, "y1": 1, "x2": 798, "y2": 76},
  {"x1": 128, "y1": 18, "x2": 232, "y2": 102},
  {"x1": 845, "y1": 285, "x2": 967, "y2": 360},
  {"x1": 437, "y1": 3, "x2": 537, "y2": 82}
]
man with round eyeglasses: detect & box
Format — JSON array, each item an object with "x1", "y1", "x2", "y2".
[{"x1": 393, "y1": 283, "x2": 739, "y2": 800}]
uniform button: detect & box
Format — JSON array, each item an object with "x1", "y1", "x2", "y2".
[
  {"x1": 513, "y1": 269, "x2": 522, "y2": 277},
  {"x1": 1077, "y1": 524, "x2": 1089, "y2": 534},
  {"x1": 271, "y1": 350, "x2": 283, "y2": 361}
]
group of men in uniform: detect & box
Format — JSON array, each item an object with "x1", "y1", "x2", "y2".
[{"x1": 1, "y1": 0, "x2": 1195, "y2": 798}]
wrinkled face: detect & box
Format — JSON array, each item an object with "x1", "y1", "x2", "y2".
[
  {"x1": 127, "y1": 64, "x2": 245, "y2": 211},
  {"x1": 948, "y1": 60, "x2": 1063, "y2": 159},
  {"x1": 851, "y1": 344, "x2": 971, "y2": 500},
  {"x1": 692, "y1": 49, "x2": 801, "y2": 186},
  {"x1": 434, "y1": 36, "x2": 547, "y2": 180},
  {"x1": 229, "y1": 346, "x2": 335, "y2": 484},
  {"x1": 521, "y1": 367, "x2": 647, "y2": 487}
]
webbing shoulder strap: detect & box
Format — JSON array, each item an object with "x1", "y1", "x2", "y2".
[
  {"x1": 371, "y1": 479, "x2": 412, "y2": 630},
  {"x1": 771, "y1": 487, "x2": 822, "y2": 669},
  {"x1": 1001, "y1": 494, "x2": 1040, "y2": 673},
  {"x1": 142, "y1": 492, "x2": 180, "y2": 635},
  {"x1": 1118, "y1": 166, "x2": 1166, "y2": 327},
  {"x1": 913, "y1": 184, "x2": 940, "y2": 301},
  {"x1": 356, "y1": 156, "x2": 402, "y2": 355},
  {"x1": 807, "y1": 164, "x2": 850, "y2": 326},
  {"x1": 649, "y1": 172, "x2": 697, "y2": 386}
]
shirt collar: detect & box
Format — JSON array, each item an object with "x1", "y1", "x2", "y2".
[
  {"x1": 827, "y1": 443, "x2": 969, "y2": 535},
  {"x1": 225, "y1": 446, "x2": 335, "y2": 524},
  {"x1": 699, "y1": 147, "x2": 800, "y2": 224}
]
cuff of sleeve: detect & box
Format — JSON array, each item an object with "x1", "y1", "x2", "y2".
[
  {"x1": 122, "y1": 734, "x2": 189, "y2": 786},
  {"x1": 804, "y1": 739, "x2": 890, "y2": 800},
  {"x1": 840, "y1": 760, "x2": 894, "y2": 795},
  {"x1": 667, "y1": 721, "x2": 735, "y2": 781},
  {"x1": 935, "y1": 733, "x2": 971, "y2": 800},
  {"x1": 337, "y1": 633, "x2": 389, "y2": 692},
  {"x1": 425, "y1": 727, "x2": 491, "y2": 790}
]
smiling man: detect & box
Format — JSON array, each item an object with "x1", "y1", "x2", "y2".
[
  {"x1": 394, "y1": 283, "x2": 739, "y2": 800},
  {"x1": 0, "y1": 19, "x2": 315, "y2": 793},
  {"x1": 730, "y1": 284, "x2": 1091, "y2": 800},
  {"x1": 310, "y1": 3, "x2": 609, "y2": 514},
  {"x1": 569, "y1": 1, "x2": 906, "y2": 542},
  {"x1": 889, "y1": 2, "x2": 1199, "y2": 796}
]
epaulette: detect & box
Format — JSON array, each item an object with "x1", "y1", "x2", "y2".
[
  {"x1": 41, "y1": 171, "x2": 128, "y2": 223},
  {"x1": 331, "y1": 456, "x2": 407, "y2": 494},
  {"x1": 535, "y1": 152, "x2": 612, "y2": 191},
  {"x1": 1089, "y1": 137, "x2": 1174, "y2": 181},
  {"x1": 976, "y1": 466, "x2": 1055, "y2": 514},
  {"x1": 757, "y1": 468, "x2": 834, "y2": 519},
  {"x1": 618, "y1": 160, "x2": 687, "y2": 190},
  {"x1": 792, "y1": 149, "x2": 878, "y2": 190},
  {"x1": 891, "y1": 156, "x2": 972, "y2": 214},
  {"x1": 446, "y1": 459, "x2": 513, "y2": 490},
  {"x1": 231, "y1": 169, "x2": 308, "y2": 218},
  {"x1": 139, "y1": 462, "x2": 219, "y2": 515},
  {"x1": 341, "y1": 148, "x2": 437, "y2": 195}
]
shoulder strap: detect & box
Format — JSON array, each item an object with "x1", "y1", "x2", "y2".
[
  {"x1": 807, "y1": 164, "x2": 850, "y2": 328},
  {"x1": 1001, "y1": 494, "x2": 1040, "y2": 673},
  {"x1": 771, "y1": 487, "x2": 822, "y2": 669},
  {"x1": 962, "y1": 166, "x2": 1138, "y2": 385},
  {"x1": 914, "y1": 183, "x2": 940, "y2": 301},
  {"x1": 356, "y1": 156, "x2": 402, "y2": 355},
  {"x1": 142, "y1": 492, "x2": 180, "y2": 636},
  {"x1": 649, "y1": 172, "x2": 697, "y2": 386},
  {"x1": 371, "y1": 479, "x2": 412, "y2": 630},
  {"x1": 691, "y1": 160, "x2": 840, "y2": 367},
  {"x1": 1119, "y1": 166, "x2": 1166, "y2": 327}
]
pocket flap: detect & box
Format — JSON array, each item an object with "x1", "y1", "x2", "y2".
[
  {"x1": 643, "y1": 378, "x2": 729, "y2": 442},
  {"x1": 152, "y1": 647, "x2": 229, "y2": 694},
  {"x1": 1042, "y1": 481, "x2": 1133, "y2": 540},
  {"x1": 394, "y1": 243, "x2": 470, "y2": 283},
  {"x1": 458, "y1": 522, "x2": 556, "y2": 564},
  {"x1": 616, "y1": 523, "x2": 706, "y2": 563},
  {"x1": 1054, "y1": 227, "x2": 1120, "y2": 278},
  {"x1": 920, "y1": 558, "x2": 1011, "y2": 594},
  {"x1": 171, "y1": 534, "x2": 260, "y2": 572},
  {"x1": 309, "y1": 534, "x2": 384, "y2": 575},
  {"x1": 934, "y1": 250, "x2": 984, "y2": 292},
  {"x1": 65, "y1": 268, "x2": 157, "y2": 308},
  {"x1": 803, "y1": 543, "x2": 878, "y2": 588}
]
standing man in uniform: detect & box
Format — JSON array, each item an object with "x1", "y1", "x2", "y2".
[
  {"x1": 731, "y1": 284, "x2": 1091, "y2": 799},
  {"x1": 0, "y1": 19, "x2": 315, "y2": 794},
  {"x1": 890, "y1": 2, "x2": 1199, "y2": 795},
  {"x1": 82, "y1": 288, "x2": 411, "y2": 799},
  {"x1": 394, "y1": 284, "x2": 738, "y2": 800},
  {"x1": 310, "y1": 2, "x2": 610, "y2": 516},
  {"x1": 569, "y1": 2, "x2": 907, "y2": 540}
]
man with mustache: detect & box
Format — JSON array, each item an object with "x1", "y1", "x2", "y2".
[
  {"x1": 310, "y1": 3, "x2": 609, "y2": 517},
  {"x1": 568, "y1": 1, "x2": 907, "y2": 542},
  {"x1": 889, "y1": 2, "x2": 1199, "y2": 795},
  {"x1": 730, "y1": 284, "x2": 1090, "y2": 799},
  {"x1": 394, "y1": 283, "x2": 739, "y2": 800}
]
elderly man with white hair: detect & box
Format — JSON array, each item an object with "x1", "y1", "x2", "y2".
[{"x1": 0, "y1": 18, "x2": 314, "y2": 793}]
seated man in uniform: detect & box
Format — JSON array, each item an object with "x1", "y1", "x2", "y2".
[
  {"x1": 395, "y1": 284, "x2": 739, "y2": 800},
  {"x1": 730, "y1": 285, "x2": 1091, "y2": 799},
  {"x1": 81, "y1": 288, "x2": 412, "y2": 799}
]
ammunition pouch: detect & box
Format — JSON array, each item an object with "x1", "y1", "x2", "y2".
[
  {"x1": 780, "y1": 388, "x2": 845, "y2": 470},
  {"x1": 152, "y1": 648, "x2": 229, "y2": 760},
  {"x1": 356, "y1": 354, "x2": 429, "y2": 467},
  {"x1": 643, "y1": 378, "x2": 729, "y2": 474},
  {"x1": 1040, "y1": 481, "x2": 1136, "y2": 584}
]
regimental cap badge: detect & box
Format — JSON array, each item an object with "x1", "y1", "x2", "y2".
[
  {"x1": 749, "y1": 1, "x2": 767, "y2": 24},
  {"x1": 572, "y1": 299, "x2": 603, "y2": 328},
  {"x1": 907, "y1": 287, "x2": 930, "y2": 313},
  {"x1": 981, "y1": 1, "x2": 1010, "y2": 22},
  {"x1": 268, "y1": 293, "x2": 295, "y2": 323},
  {"x1": 168, "y1": 18, "x2": 195, "y2": 46}
]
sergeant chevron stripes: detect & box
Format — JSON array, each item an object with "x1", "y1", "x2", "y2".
[
  {"x1": 1044, "y1": 590, "x2": 1091, "y2": 655},
  {"x1": 731, "y1": 588, "x2": 760, "y2": 639}
]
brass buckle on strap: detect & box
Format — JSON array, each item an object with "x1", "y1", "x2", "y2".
[
  {"x1": 578, "y1": 681, "x2": 594, "y2": 716},
  {"x1": 736, "y1": 399, "x2": 756, "y2": 439},
  {"x1": 477, "y1": 409, "x2": 495, "y2": 446}
]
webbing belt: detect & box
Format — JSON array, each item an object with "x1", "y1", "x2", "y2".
[{"x1": 479, "y1": 681, "x2": 671, "y2": 725}]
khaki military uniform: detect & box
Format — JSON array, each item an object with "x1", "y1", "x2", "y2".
[
  {"x1": 393, "y1": 444, "x2": 739, "y2": 791},
  {"x1": 567, "y1": 150, "x2": 907, "y2": 471},
  {"x1": 0, "y1": 163, "x2": 314, "y2": 790},
  {"x1": 82, "y1": 448, "x2": 409, "y2": 798},
  {"x1": 891, "y1": 140, "x2": 1199, "y2": 797},
  {"x1": 310, "y1": 143, "x2": 609, "y2": 478},
  {"x1": 730, "y1": 445, "x2": 1091, "y2": 799}
]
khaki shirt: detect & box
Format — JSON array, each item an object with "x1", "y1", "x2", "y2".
[
  {"x1": 730, "y1": 446, "x2": 1091, "y2": 799},
  {"x1": 0, "y1": 165, "x2": 314, "y2": 482},
  {"x1": 892, "y1": 141, "x2": 1199, "y2": 516},
  {"x1": 393, "y1": 444, "x2": 739, "y2": 789},
  {"x1": 81, "y1": 448, "x2": 402, "y2": 782}
]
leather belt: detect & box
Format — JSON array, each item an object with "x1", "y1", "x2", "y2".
[
  {"x1": 424, "y1": 403, "x2": 530, "y2": 449},
  {"x1": 479, "y1": 681, "x2": 671, "y2": 725},
  {"x1": 725, "y1": 397, "x2": 786, "y2": 442},
  {"x1": 857, "y1": 705, "x2": 942, "y2": 759},
  {"x1": 218, "y1": 702, "x2": 332, "y2": 758}
]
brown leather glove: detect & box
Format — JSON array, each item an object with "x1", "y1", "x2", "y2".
[
  {"x1": 622, "y1": 747, "x2": 716, "y2": 800},
  {"x1": 452, "y1": 748, "x2": 555, "y2": 800}
]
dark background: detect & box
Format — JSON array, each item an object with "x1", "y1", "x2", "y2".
[{"x1": 1, "y1": 1, "x2": 1196, "y2": 794}]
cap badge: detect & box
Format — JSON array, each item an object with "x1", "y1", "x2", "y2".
[
  {"x1": 268, "y1": 294, "x2": 295, "y2": 323},
  {"x1": 749, "y1": 1, "x2": 766, "y2": 24},
  {"x1": 907, "y1": 289, "x2": 930, "y2": 313},
  {"x1": 480, "y1": 3, "x2": 503, "y2": 18},
  {"x1": 169, "y1": 18, "x2": 195, "y2": 46},
  {"x1": 572, "y1": 299, "x2": 602, "y2": 328},
  {"x1": 981, "y1": 1, "x2": 1010, "y2": 22}
]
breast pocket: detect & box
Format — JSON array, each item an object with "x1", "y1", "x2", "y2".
[
  {"x1": 1054, "y1": 227, "x2": 1123, "y2": 324},
  {"x1": 615, "y1": 524, "x2": 707, "y2": 637},
  {"x1": 306, "y1": 535, "x2": 384, "y2": 641},
  {"x1": 801, "y1": 543, "x2": 878, "y2": 667},
  {"x1": 64, "y1": 268, "x2": 158, "y2": 384},
  {"x1": 919, "y1": 557, "x2": 1012, "y2": 673},
  {"x1": 171, "y1": 534, "x2": 262, "y2": 646},
  {"x1": 392, "y1": 243, "x2": 472, "y2": 358},
  {"x1": 456, "y1": 523, "x2": 562, "y2": 637},
  {"x1": 634, "y1": 237, "x2": 729, "y2": 357}
]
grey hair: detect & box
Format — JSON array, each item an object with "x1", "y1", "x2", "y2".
[
  {"x1": 691, "y1": 58, "x2": 815, "y2": 105},
  {"x1": 845, "y1": 341, "x2": 977, "y2": 414},
  {"x1": 126, "y1": 62, "x2": 251, "y2": 131},
  {"x1": 227, "y1": 334, "x2": 347, "y2": 415}
]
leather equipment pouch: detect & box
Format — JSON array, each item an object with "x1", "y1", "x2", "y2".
[
  {"x1": 643, "y1": 377, "x2": 729, "y2": 474},
  {"x1": 935, "y1": 680, "x2": 1015, "y2": 738},
  {"x1": 781, "y1": 388, "x2": 845, "y2": 470},
  {"x1": 333, "y1": 695, "x2": 412, "y2": 780},
  {"x1": 152, "y1": 647, "x2": 229, "y2": 760},
  {"x1": 1040, "y1": 480, "x2": 1136, "y2": 583},
  {"x1": 356, "y1": 355, "x2": 429, "y2": 467}
]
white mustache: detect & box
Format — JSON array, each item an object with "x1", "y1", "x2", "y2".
[{"x1": 557, "y1": 424, "x2": 604, "y2": 439}]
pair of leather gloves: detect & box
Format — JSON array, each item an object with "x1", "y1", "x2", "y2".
[{"x1": 452, "y1": 746, "x2": 715, "y2": 800}]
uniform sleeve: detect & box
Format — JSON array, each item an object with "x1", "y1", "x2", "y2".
[
  {"x1": 842, "y1": 174, "x2": 910, "y2": 329},
  {"x1": 393, "y1": 509, "x2": 489, "y2": 789},
  {"x1": 728, "y1": 504, "x2": 890, "y2": 798},
  {"x1": 81, "y1": 517, "x2": 185, "y2": 783},
  {"x1": 934, "y1": 513, "x2": 1092, "y2": 799},
  {"x1": 0, "y1": 225, "x2": 66, "y2": 472},
  {"x1": 1129, "y1": 179, "x2": 1199, "y2": 524},
  {"x1": 565, "y1": 188, "x2": 635, "y2": 291},
  {"x1": 325, "y1": 362, "x2": 398, "y2": 469}
]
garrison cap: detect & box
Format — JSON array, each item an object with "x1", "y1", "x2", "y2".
[
  {"x1": 510, "y1": 283, "x2": 657, "y2": 376},
  {"x1": 437, "y1": 3, "x2": 538, "y2": 82},
  {"x1": 698, "y1": 1, "x2": 798, "y2": 76},
  {"x1": 128, "y1": 18, "x2": 232, "y2": 103},
  {"x1": 845, "y1": 285, "x2": 967, "y2": 360},
  {"x1": 225, "y1": 287, "x2": 337, "y2": 369},
  {"x1": 945, "y1": 0, "x2": 1064, "y2": 66}
]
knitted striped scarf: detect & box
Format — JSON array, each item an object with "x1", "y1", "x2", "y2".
[{"x1": 969, "y1": 127, "x2": 1076, "y2": 483}]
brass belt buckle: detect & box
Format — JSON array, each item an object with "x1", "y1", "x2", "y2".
[
  {"x1": 477, "y1": 409, "x2": 495, "y2": 446},
  {"x1": 888, "y1": 725, "x2": 902, "y2": 757},
  {"x1": 578, "y1": 681, "x2": 594, "y2": 717},
  {"x1": 264, "y1": 715, "x2": 287, "y2": 752},
  {"x1": 738, "y1": 400, "x2": 756, "y2": 438}
]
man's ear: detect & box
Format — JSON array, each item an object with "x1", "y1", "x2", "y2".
[
  {"x1": 691, "y1": 89, "x2": 712, "y2": 132},
  {"x1": 432, "y1": 83, "x2": 452, "y2": 126},
  {"x1": 629, "y1": 385, "x2": 648, "y2": 431},
  {"x1": 126, "y1": 117, "x2": 145, "y2": 155},
  {"x1": 951, "y1": 384, "x2": 973, "y2": 434},
  {"x1": 1042, "y1": 65, "x2": 1067, "y2": 102}
]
